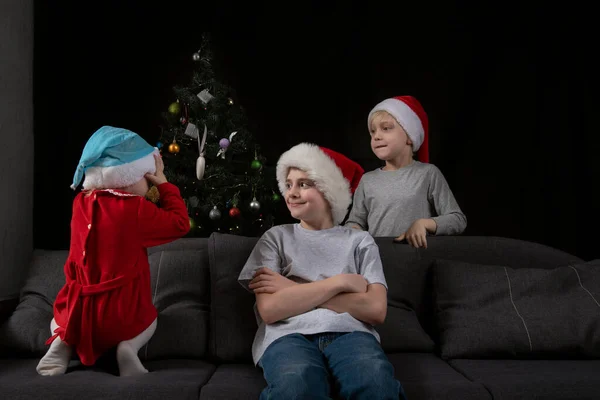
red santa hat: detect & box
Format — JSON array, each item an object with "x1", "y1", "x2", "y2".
[
  {"x1": 368, "y1": 95, "x2": 429, "y2": 163},
  {"x1": 276, "y1": 143, "x2": 365, "y2": 225}
]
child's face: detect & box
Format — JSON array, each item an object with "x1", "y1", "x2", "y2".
[
  {"x1": 284, "y1": 168, "x2": 331, "y2": 225},
  {"x1": 369, "y1": 112, "x2": 413, "y2": 161}
]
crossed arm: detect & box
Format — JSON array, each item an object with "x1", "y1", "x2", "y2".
[{"x1": 250, "y1": 268, "x2": 387, "y2": 326}]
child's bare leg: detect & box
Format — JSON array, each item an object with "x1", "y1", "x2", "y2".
[
  {"x1": 36, "y1": 318, "x2": 72, "y2": 376},
  {"x1": 116, "y1": 318, "x2": 157, "y2": 377}
]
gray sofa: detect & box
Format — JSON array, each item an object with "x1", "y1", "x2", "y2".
[{"x1": 1, "y1": 232, "x2": 599, "y2": 399}]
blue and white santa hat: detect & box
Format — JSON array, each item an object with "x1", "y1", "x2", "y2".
[{"x1": 71, "y1": 126, "x2": 159, "y2": 190}]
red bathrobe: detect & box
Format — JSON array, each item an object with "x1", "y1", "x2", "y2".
[{"x1": 47, "y1": 182, "x2": 190, "y2": 365}]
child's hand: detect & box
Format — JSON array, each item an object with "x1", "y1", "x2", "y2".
[
  {"x1": 336, "y1": 274, "x2": 368, "y2": 293},
  {"x1": 395, "y1": 219, "x2": 429, "y2": 248},
  {"x1": 145, "y1": 154, "x2": 168, "y2": 186},
  {"x1": 249, "y1": 267, "x2": 298, "y2": 294}
]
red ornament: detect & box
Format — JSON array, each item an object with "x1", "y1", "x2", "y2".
[{"x1": 229, "y1": 206, "x2": 241, "y2": 218}]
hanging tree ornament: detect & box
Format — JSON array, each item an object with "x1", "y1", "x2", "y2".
[
  {"x1": 168, "y1": 140, "x2": 180, "y2": 154},
  {"x1": 249, "y1": 187, "x2": 261, "y2": 212},
  {"x1": 250, "y1": 149, "x2": 262, "y2": 170},
  {"x1": 168, "y1": 117, "x2": 186, "y2": 154},
  {"x1": 229, "y1": 206, "x2": 241, "y2": 218},
  {"x1": 179, "y1": 102, "x2": 189, "y2": 125},
  {"x1": 192, "y1": 45, "x2": 203, "y2": 62},
  {"x1": 196, "y1": 124, "x2": 208, "y2": 180},
  {"x1": 229, "y1": 193, "x2": 241, "y2": 218},
  {"x1": 209, "y1": 206, "x2": 222, "y2": 220},
  {"x1": 250, "y1": 158, "x2": 262, "y2": 170},
  {"x1": 183, "y1": 120, "x2": 199, "y2": 139},
  {"x1": 219, "y1": 137, "x2": 230, "y2": 150},
  {"x1": 197, "y1": 89, "x2": 214, "y2": 105},
  {"x1": 168, "y1": 101, "x2": 181, "y2": 116},
  {"x1": 216, "y1": 131, "x2": 238, "y2": 159},
  {"x1": 181, "y1": 108, "x2": 208, "y2": 180},
  {"x1": 249, "y1": 197, "x2": 261, "y2": 212}
]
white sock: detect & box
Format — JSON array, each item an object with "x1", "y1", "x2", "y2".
[
  {"x1": 37, "y1": 318, "x2": 72, "y2": 376},
  {"x1": 116, "y1": 319, "x2": 157, "y2": 377},
  {"x1": 36, "y1": 336, "x2": 72, "y2": 376}
]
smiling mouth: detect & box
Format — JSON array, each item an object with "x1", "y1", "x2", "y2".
[{"x1": 375, "y1": 145, "x2": 387, "y2": 149}]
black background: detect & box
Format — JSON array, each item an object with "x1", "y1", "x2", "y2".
[{"x1": 33, "y1": 1, "x2": 599, "y2": 260}]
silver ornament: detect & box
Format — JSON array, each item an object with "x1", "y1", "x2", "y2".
[
  {"x1": 192, "y1": 52, "x2": 200, "y2": 61},
  {"x1": 209, "y1": 206, "x2": 221, "y2": 220},
  {"x1": 249, "y1": 197, "x2": 261, "y2": 212}
]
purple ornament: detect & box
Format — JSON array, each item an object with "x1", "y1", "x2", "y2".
[{"x1": 219, "y1": 138, "x2": 230, "y2": 149}]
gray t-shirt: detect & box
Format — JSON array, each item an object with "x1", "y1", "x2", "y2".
[
  {"x1": 238, "y1": 223, "x2": 387, "y2": 365},
  {"x1": 345, "y1": 161, "x2": 467, "y2": 237}
]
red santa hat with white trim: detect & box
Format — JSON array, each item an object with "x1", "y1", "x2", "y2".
[
  {"x1": 276, "y1": 143, "x2": 365, "y2": 225},
  {"x1": 368, "y1": 95, "x2": 429, "y2": 163}
]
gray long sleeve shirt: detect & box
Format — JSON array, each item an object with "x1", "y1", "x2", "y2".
[{"x1": 345, "y1": 161, "x2": 467, "y2": 237}]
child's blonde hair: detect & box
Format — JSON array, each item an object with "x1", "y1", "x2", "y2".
[{"x1": 368, "y1": 110, "x2": 397, "y2": 128}]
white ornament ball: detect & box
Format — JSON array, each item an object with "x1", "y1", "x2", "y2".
[
  {"x1": 249, "y1": 197, "x2": 261, "y2": 212},
  {"x1": 209, "y1": 206, "x2": 221, "y2": 220}
]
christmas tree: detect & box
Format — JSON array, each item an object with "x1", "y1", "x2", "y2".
[{"x1": 157, "y1": 34, "x2": 285, "y2": 237}]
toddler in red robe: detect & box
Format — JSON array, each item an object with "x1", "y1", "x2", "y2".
[{"x1": 36, "y1": 126, "x2": 190, "y2": 376}]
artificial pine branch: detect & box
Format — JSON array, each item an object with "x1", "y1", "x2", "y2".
[{"x1": 158, "y1": 34, "x2": 287, "y2": 237}]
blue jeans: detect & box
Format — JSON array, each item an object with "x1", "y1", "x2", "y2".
[{"x1": 258, "y1": 332, "x2": 406, "y2": 400}]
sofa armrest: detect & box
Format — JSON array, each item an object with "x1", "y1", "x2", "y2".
[{"x1": 0, "y1": 298, "x2": 18, "y2": 326}]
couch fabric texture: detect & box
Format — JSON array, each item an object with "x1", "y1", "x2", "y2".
[{"x1": 1, "y1": 233, "x2": 599, "y2": 400}]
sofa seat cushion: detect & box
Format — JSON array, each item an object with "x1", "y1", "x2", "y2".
[
  {"x1": 200, "y1": 354, "x2": 492, "y2": 400},
  {"x1": 0, "y1": 358, "x2": 216, "y2": 400},
  {"x1": 450, "y1": 359, "x2": 600, "y2": 400},
  {"x1": 387, "y1": 353, "x2": 492, "y2": 400},
  {"x1": 200, "y1": 364, "x2": 265, "y2": 400}
]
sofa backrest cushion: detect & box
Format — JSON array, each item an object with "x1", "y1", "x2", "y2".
[
  {"x1": 0, "y1": 238, "x2": 210, "y2": 361},
  {"x1": 432, "y1": 258, "x2": 600, "y2": 359},
  {"x1": 0, "y1": 249, "x2": 67, "y2": 357},
  {"x1": 141, "y1": 238, "x2": 210, "y2": 360},
  {"x1": 375, "y1": 236, "x2": 585, "y2": 342},
  {"x1": 208, "y1": 232, "x2": 439, "y2": 360},
  {"x1": 208, "y1": 233, "x2": 259, "y2": 363}
]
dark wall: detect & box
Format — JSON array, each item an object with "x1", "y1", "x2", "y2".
[
  {"x1": 1, "y1": 0, "x2": 34, "y2": 300},
  {"x1": 34, "y1": 2, "x2": 599, "y2": 260}
]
